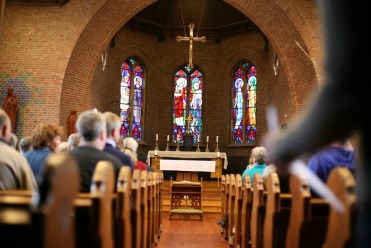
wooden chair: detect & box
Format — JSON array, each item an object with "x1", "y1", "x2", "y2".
[
  {"x1": 74, "y1": 160, "x2": 115, "y2": 248},
  {"x1": 114, "y1": 166, "x2": 132, "y2": 248},
  {"x1": 0, "y1": 152, "x2": 79, "y2": 248},
  {"x1": 285, "y1": 173, "x2": 329, "y2": 248},
  {"x1": 250, "y1": 173, "x2": 265, "y2": 248},
  {"x1": 169, "y1": 171, "x2": 203, "y2": 220},
  {"x1": 323, "y1": 167, "x2": 356, "y2": 248},
  {"x1": 227, "y1": 174, "x2": 236, "y2": 246},
  {"x1": 241, "y1": 174, "x2": 252, "y2": 248}
]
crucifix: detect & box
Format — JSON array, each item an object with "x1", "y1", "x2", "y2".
[{"x1": 176, "y1": 23, "x2": 207, "y2": 69}]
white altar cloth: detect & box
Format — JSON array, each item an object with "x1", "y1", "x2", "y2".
[{"x1": 160, "y1": 159, "x2": 216, "y2": 172}]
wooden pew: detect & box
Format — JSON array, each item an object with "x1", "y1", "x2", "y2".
[
  {"x1": 223, "y1": 174, "x2": 231, "y2": 240},
  {"x1": 0, "y1": 152, "x2": 79, "y2": 248},
  {"x1": 114, "y1": 166, "x2": 132, "y2": 248},
  {"x1": 250, "y1": 173, "x2": 265, "y2": 248},
  {"x1": 285, "y1": 173, "x2": 329, "y2": 248},
  {"x1": 227, "y1": 174, "x2": 236, "y2": 246},
  {"x1": 263, "y1": 172, "x2": 291, "y2": 248},
  {"x1": 74, "y1": 160, "x2": 115, "y2": 248},
  {"x1": 233, "y1": 174, "x2": 243, "y2": 247},
  {"x1": 220, "y1": 174, "x2": 226, "y2": 235},
  {"x1": 241, "y1": 174, "x2": 252, "y2": 248},
  {"x1": 130, "y1": 169, "x2": 142, "y2": 248},
  {"x1": 146, "y1": 172, "x2": 154, "y2": 248},
  {"x1": 157, "y1": 171, "x2": 164, "y2": 239},
  {"x1": 323, "y1": 167, "x2": 356, "y2": 248},
  {"x1": 140, "y1": 170, "x2": 149, "y2": 248}
]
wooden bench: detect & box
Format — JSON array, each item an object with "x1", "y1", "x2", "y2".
[
  {"x1": 233, "y1": 174, "x2": 243, "y2": 247},
  {"x1": 241, "y1": 174, "x2": 252, "y2": 248},
  {"x1": 323, "y1": 167, "x2": 357, "y2": 248},
  {"x1": 286, "y1": 173, "x2": 329, "y2": 248},
  {"x1": 250, "y1": 173, "x2": 265, "y2": 248},
  {"x1": 227, "y1": 174, "x2": 236, "y2": 246},
  {"x1": 114, "y1": 166, "x2": 132, "y2": 248},
  {"x1": 74, "y1": 160, "x2": 115, "y2": 248},
  {"x1": 0, "y1": 152, "x2": 79, "y2": 248},
  {"x1": 263, "y1": 172, "x2": 291, "y2": 248}
]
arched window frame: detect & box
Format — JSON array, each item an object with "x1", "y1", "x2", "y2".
[
  {"x1": 119, "y1": 56, "x2": 145, "y2": 141},
  {"x1": 231, "y1": 60, "x2": 257, "y2": 144},
  {"x1": 172, "y1": 64, "x2": 204, "y2": 144}
]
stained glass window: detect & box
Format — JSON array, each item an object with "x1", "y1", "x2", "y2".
[
  {"x1": 173, "y1": 65, "x2": 204, "y2": 144},
  {"x1": 232, "y1": 61, "x2": 257, "y2": 143},
  {"x1": 120, "y1": 57, "x2": 145, "y2": 141}
]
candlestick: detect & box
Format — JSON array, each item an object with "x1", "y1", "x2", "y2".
[
  {"x1": 156, "y1": 133, "x2": 158, "y2": 141},
  {"x1": 217, "y1": 152, "x2": 220, "y2": 157},
  {"x1": 154, "y1": 150, "x2": 158, "y2": 156},
  {"x1": 196, "y1": 135, "x2": 200, "y2": 152},
  {"x1": 176, "y1": 140, "x2": 180, "y2": 152},
  {"x1": 206, "y1": 136, "x2": 209, "y2": 142}
]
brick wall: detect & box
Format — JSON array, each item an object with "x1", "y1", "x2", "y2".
[{"x1": 0, "y1": 0, "x2": 322, "y2": 167}]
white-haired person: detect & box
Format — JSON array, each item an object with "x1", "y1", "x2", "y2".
[
  {"x1": 241, "y1": 146, "x2": 269, "y2": 184},
  {"x1": 69, "y1": 109, "x2": 123, "y2": 192},
  {"x1": 122, "y1": 137, "x2": 147, "y2": 171}
]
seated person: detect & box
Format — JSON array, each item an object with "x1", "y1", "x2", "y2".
[
  {"x1": 122, "y1": 137, "x2": 147, "y2": 171},
  {"x1": 69, "y1": 110, "x2": 123, "y2": 192},
  {"x1": 0, "y1": 109, "x2": 38, "y2": 191},
  {"x1": 241, "y1": 146, "x2": 269, "y2": 184},
  {"x1": 307, "y1": 138, "x2": 356, "y2": 184},
  {"x1": 24, "y1": 122, "x2": 63, "y2": 186}
]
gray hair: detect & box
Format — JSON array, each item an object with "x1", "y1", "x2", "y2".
[
  {"x1": 103, "y1": 112, "x2": 121, "y2": 135},
  {"x1": 19, "y1": 136, "x2": 32, "y2": 154},
  {"x1": 67, "y1": 133, "x2": 80, "y2": 150},
  {"x1": 76, "y1": 110, "x2": 106, "y2": 142},
  {"x1": 251, "y1": 146, "x2": 269, "y2": 164}
]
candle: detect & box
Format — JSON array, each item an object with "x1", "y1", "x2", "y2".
[
  {"x1": 216, "y1": 136, "x2": 219, "y2": 143},
  {"x1": 167, "y1": 135, "x2": 169, "y2": 142},
  {"x1": 156, "y1": 133, "x2": 158, "y2": 141},
  {"x1": 217, "y1": 152, "x2": 220, "y2": 157},
  {"x1": 197, "y1": 135, "x2": 200, "y2": 142},
  {"x1": 154, "y1": 150, "x2": 158, "y2": 156},
  {"x1": 206, "y1": 136, "x2": 209, "y2": 142}
]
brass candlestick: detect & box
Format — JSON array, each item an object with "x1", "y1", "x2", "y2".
[
  {"x1": 215, "y1": 142, "x2": 220, "y2": 152},
  {"x1": 196, "y1": 140, "x2": 200, "y2": 152},
  {"x1": 165, "y1": 141, "x2": 169, "y2": 151},
  {"x1": 205, "y1": 141, "x2": 210, "y2": 152}
]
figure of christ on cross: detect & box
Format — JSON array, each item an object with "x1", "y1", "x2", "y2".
[{"x1": 176, "y1": 23, "x2": 207, "y2": 69}]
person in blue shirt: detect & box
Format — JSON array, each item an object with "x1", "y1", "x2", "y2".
[
  {"x1": 242, "y1": 146, "x2": 269, "y2": 183},
  {"x1": 308, "y1": 139, "x2": 356, "y2": 184}
]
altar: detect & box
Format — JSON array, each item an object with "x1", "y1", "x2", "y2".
[{"x1": 147, "y1": 151, "x2": 227, "y2": 180}]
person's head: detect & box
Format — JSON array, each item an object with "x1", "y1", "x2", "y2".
[
  {"x1": 59, "y1": 141, "x2": 69, "y2": 152},
  {"x1": 0, "y1": 109, "x2": 11, "y2": 142},
  {"x1": 122, "y1": 137, "x2": 139, "y2": 163},
  {"x1": 19, "y1": 136, "x2": 32, "y2": 154},
  {"x1": 137, "y1": 149, "x2": 148, "y2": 164},
  {"x1": 67, "y1": 133, "x2": 80, "y2": 150},
  {"x1": 31, "y1": 123, "x2": 63, "y2": 153},
  {"x1": 251, "y1": 146, "x2": 269, "y2": 165},
  {"x1": 76, "y1": 110, "x2": 107, "y2": 150},
  {"x1": 9, "y1": 133, "x2": 18, "y2": 150},
  {"x1": 103, "y1": 112, "x2": 121, "y2": 145}
]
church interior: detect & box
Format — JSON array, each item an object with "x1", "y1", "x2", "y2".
[{"x1": 1, "y1": 1, "x2": 351, "y2": 247}]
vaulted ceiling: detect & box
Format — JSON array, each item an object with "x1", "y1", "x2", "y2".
[{"x1": 6, "y1": 0, "x2": 264, "y2": 44}]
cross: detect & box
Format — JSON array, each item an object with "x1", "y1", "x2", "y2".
[{"x1": 176, "y1": 23, "x2": 207, "y2": 69}]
